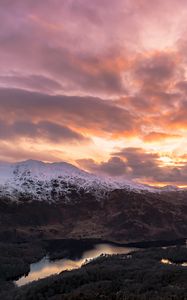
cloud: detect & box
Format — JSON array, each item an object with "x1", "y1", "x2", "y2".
[
  {"x1": 77, "y1": 148, "x2": 160, "y2": 178},
  {"x1": 0, "y1": 0, "x2": 187, "y2": 185},
  {"x1": 134, "y1": 52, "x2": 178, "y2": 87},
  {"x1": 0, "y1": 74, "x2": 62, "y2": 94},
  {"x1": 113, "y1": 147, "x2": 160, "y2": 179},
  {"x1": 0, "y1": 88, "x2": 137, "y2": 136},
  {"x1": 2, "y1": 0, "x2": 186, "y2": 97},
  {"x1": 78, "y1": 147, "x2": 187, "y2": 185},
  {"x1": 142, "y1": 132, "x2": 181, "y2": 142},
  {"x1": 0, "y1": 119, "x2": 89, "y2": 144},
  {"x1": 40, "y1": 47, "x2": 127, "y2": 95},
  {"x1": 0, "y1": 141, "x2": 65, "y2": 163},
  {"x1": 77, "y1": 157, "x2": 130, "y2": 176}
]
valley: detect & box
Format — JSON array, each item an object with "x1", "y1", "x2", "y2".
[
  {"x1": 0, "y1": 160, "x2": 186, "y2": 299},
  {"x1": 0, "y1": 239, "x2": 187, "y2": 300}
]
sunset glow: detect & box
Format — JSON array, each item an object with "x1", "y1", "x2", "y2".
[{"x1": 1, "y1": 0, "x2": 187, "y2": 185}]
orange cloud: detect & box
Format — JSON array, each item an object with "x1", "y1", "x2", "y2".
[
  {"x1": 143, "y1": 132, "x2": 181, "y2": 142},
  {"x1": 1, "y1": 0, "x2": 187, "y2": 186},
  {"x1": 78, "y1": 147, "x2": 187, "y2": 186}
]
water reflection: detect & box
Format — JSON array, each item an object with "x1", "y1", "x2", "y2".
[
  {"x1": 161, "y1": 258, "x2": 187, "y2": 267},
  {"x1": 15, "y1": 243, "x2": 135, "y2": 287}
]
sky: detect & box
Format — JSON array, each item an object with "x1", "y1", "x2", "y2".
[{"x1": 1, "y1": 0, "x2": 187, "y2": 186}]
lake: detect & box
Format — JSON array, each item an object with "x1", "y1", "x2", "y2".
[{"x1": 15, "y1": 243, "x2": 136, "y2": 286}]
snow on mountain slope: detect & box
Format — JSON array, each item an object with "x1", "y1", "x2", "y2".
[{"x1": 0, "y1": 160, "x2": 177, "y2": 203}]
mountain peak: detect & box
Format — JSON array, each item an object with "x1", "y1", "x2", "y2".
[{"x1": 0, "y1": 159, "x2": 184, "y2": 203}]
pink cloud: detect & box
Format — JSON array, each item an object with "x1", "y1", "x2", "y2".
[{"x1": 0, "y1": 1, "x2": 187, "y2": 185}]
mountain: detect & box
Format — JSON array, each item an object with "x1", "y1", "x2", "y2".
[
  {"x1": 0, "y1": 159, "x2": 159, "y2": 203},
  {"x1": 0, "y1": 160, "x2": 186, "y2": 243}
]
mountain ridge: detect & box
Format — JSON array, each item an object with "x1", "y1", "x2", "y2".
[
  {"x1": 0, "y1": 159, "x2": 186, "y2": 243},
  {"x1": 0, "y1": 159, "x2": 158, "y2": 203},
  {"x1": 0, "y1": 159, "x2": 182, "y2": 203}
]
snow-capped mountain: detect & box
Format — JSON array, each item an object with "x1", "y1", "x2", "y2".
[
  {"x1": 0, "y1": 159, "x2": 160, "y2": 203},
  {"x1": 0, "y1": 160, "x2": 186, "y2": 244}
]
